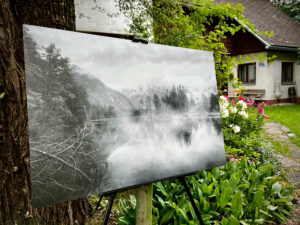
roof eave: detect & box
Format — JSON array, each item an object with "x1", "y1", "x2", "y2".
[
  {"x1": 266, "y1": 45, "x2": 299, "y2": 52},
  {"x1": 234, "y1": 18, "x2": 271, "y2": 48},
  {"x1": 234, "y1": 18, "x2": 299, "y2": 53}
]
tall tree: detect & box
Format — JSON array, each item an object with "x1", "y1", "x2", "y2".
[
  {"x1": 0, "y1": 1, "x2": 91, "y2": 224},
  {"x1": 153, "y1": 94, "x2": 161, "y2": 111}
]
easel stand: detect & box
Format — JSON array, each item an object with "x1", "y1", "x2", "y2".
[
  {"x1": 96, "y1": 192, "x2": 116, "y2": 225},
  {"x1": 178, "y1": 177, "x2": 205, "y2": 225},
  {"x1": 102, "y1": 193, "x2": 116, "y2": 225}
]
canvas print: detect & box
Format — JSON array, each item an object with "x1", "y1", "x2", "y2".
[{"x1": 24, "y1": 25, "x2": 225, "y2": 208}]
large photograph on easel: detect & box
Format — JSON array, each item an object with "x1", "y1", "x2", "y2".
[{"x1": 24, "y1": 25, "x2": 225, "y2": 208}]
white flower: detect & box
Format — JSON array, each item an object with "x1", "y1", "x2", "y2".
[
  {"x1": 220, "y1": 101, "x2": 229, "y2": 109},
  {"x1": 219, "y1": 96, "x2": 227, "y2": 101},
  {"x1": 229, "y1": 106, "x2": 237, "y2": 114},
  {"x1": 238, "y1": 111, "x2": 248, "y2": 119},
  {"x1": 221, "y1": 109, "x2": 229, "y2": 118},
  {"x1": 237, "y1": 100, "x2": 247, "y2": 110},
  {"x1": 237, "y1": 100, "x2": 244, "y2": 105},
  {"x1": 233, "y1": 125, "x2": 240, "y2": 133}
]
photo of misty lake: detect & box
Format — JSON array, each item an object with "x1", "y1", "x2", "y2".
[{"x1": 24, "y1": 25, "x2": 226, "y2": 208}]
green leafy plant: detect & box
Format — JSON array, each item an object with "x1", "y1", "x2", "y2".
[
  {"x1": 118, "y1": 195, "x2": 137, "y2": 225},
  {"x1": 118, "y1": 159, "x2": 293, "y2": 224}
]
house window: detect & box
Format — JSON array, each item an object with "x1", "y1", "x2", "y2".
[
  {"x1": 238, "y1": 63, "x2": 256, "y2": 84},
  {"x1": 281, "y1": 62, "x2": 293, "y2": 84}
]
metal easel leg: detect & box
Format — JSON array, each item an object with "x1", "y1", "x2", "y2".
[
  {"x1": 95, "y1": 194, "x2": 103, "y2": 211},
  {"x1": 102, "y1": 192, "x2": 117, "y2": 225},
  {"x1": 179, "y1": 177, "x2": 205, "y2": 225}
]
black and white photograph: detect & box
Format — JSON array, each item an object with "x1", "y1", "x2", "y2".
[{"x1": 24, "y1": 25, "x2": 225, "y2": 208}]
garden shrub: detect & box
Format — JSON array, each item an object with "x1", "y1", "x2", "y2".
[{"x1": 118, "y1": 159, "x2": 293, "y2": 224}]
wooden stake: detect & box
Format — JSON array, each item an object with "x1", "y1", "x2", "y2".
[{"x1": 136, "y1": 184, "x2": 153, "y2": 225}]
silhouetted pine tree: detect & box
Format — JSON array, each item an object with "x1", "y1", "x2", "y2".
[{"x1": 153, "y1": 93, "x2": 161, "y2": 111}]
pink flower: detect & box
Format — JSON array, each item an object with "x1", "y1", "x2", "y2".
[
  {"x1": 248, "y1": 160, "x2": 254, "y2": 165},
  {"x1": 258, "y1": 102, "x2": 266, "y2": 107},
  {"x1": 238, "y1": 97, "x2": 246, "y2": 102},
  {"x1": 264, "y1": 114, "x2": 268, "y2": 120},
  {"x1": 232, "y1": 100, "x2": 236, "y2": 106},
  {"x1": 227, "y1": 154, "x2": 242, "y2": 163},
  {"x1": 221, "y1": 95, "x2": 229, "y2": 100},
  {"x1": 247, "y1": 99, "x2": 254, "y2": 106},
  {"x1": 258, "y1": 107, "x2": 264, "y2": 114},
  {"x1": 229, "y1": 157, "x2": 238, "y2": 162}
]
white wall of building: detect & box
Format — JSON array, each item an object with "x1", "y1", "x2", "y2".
[
  {"x1": 228, "y1": 52, "x2": 269, "y2": 98},
  {"x1": 267, "y1": 51, "x2": 300, "y2": 100},
  {"x1": 229, "y1": 51, "x2": 300, "y2": 101}
]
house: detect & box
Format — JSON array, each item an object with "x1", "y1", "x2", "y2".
[{"x1": 214, "y1": 0, "x2": 300, "y2": 104}]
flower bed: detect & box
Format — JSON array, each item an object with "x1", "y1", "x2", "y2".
[{"x1": 117, "y1": 96, "x2": 294, "y2": 225}]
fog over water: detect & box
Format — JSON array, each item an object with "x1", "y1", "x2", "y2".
[{"x1": 100, "y1": 114, "x2": 224, "y2": 193}]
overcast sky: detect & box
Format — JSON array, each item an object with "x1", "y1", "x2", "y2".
[{"x1": 25, "y1": 25, "x2": 217, "y2": 93}]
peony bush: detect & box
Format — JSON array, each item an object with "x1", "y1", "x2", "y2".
[{"x1": 220, "y1": 95, "x2": 267, "y2": 137}]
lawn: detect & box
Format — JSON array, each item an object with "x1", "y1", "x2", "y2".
[{"x1": 264, "y1": 104, "x2": 300, "y2": 148}]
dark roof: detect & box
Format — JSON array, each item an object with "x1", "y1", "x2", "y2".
[{"x1": 213, "y1": 0, "x2": 300, "y2": 48}]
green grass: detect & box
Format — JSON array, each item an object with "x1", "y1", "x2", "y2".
[
  {"x1": 268, "y1": 139, "x2": 291, "y2": 156},
  {"x1": 264, "y1": 104, "x2": 300, "y2": 148}
]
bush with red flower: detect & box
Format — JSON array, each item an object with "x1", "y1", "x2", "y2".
[{"x1": 219, "y1": 95, "x2": 267, "y2": 138}]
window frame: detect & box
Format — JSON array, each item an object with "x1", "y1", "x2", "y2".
[
  {"x1": 281, "y1": 62, "x2": 294, "y2": 85},
  {"x1": 237, "y1": 62, "x2": 256, "y2": 85}
]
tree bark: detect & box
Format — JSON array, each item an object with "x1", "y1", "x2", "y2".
[
  {"x1": 0, "y1": 0, "x2": 91, "y2": 224},
  {"x1": 136, "y1": 184, "x2": 153, "y2": 225}
]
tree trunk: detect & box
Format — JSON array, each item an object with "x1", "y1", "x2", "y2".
[{"x1": 0, "y1": 0, "x2": 91, "y2": 224}]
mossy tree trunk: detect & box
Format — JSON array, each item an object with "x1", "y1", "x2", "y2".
[{"x1": 0, "y1": 1, "x2": 91, "y2": 224}]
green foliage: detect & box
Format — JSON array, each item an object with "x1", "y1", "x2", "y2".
[
  {"x1": 118, "y1": 195, "x2": 137, "y2": 225},
  {"x1": 268, "y1": 140, "x2": 292, "y2": 157},
  {"x1": 264, "y1": 105, "x2": 300, "y2": 148},
  {"x1": 118, "y1": 159, "x2": 293, "y2": 224}
]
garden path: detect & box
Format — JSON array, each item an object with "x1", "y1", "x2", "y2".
[{"x1": 264, "y1": 122, "x2": 300, "y2": 224}]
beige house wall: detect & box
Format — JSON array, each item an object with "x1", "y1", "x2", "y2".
[
  {"x1": 267, "y1": 51, "x2": 300, "y2": 100},
  {"x1": 228, "y1": 52, "x2": 268, "y2": 99},
  {"x1": 228, "y1": 51, "x2": 300, "y2": 102}
]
